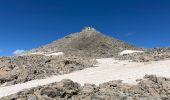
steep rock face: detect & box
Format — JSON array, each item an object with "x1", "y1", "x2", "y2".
[{"x1": 29, "y1": 27, "x2": 139, "y2": 58}]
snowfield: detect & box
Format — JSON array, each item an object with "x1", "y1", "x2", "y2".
[
  {"x1": 44, "y1": 52, "x2": 64, "y2": 56},
  {"x1": 0, "y1": 58, "x2": 170, "y2": 98},
  {"x1": 22, "y1": 52, "x2": 64, "y2": 56},
  {"x1": 120, "y1": 50, "x2": 144, "y2": 55},
  {"x1": 30, "y1": 52, "x2": 44, "y2": 55}
]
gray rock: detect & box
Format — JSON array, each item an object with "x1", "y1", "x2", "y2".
[
  {"x1": 81, "y1": 84, "x2": 97, "y2": 94},
  {"x1": 27, "y1": 95, "x2": 37, "y2": 100},
  {"x1": 0, "y1": 55, "x2": 96, "y2": 86},
  {"x1": 2, "y1": 75, "x2": 170, "y2": 100}
]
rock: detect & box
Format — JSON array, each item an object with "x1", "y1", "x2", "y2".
[
  {"x1": 40, "y1": 88, "x2": 60, "y2": 98},
  {"x1": 162, "y1": 81, "x2": 170, "y2": 94},
  {"x1": 27, "y1": 95, "x2": 37, "y2": 100},
  {"x1": 148, "y1": 88, "x2": 160, "y2": 96},
  {"x1": 81, "y1": 84, "x2": 96, "y2": 94},
  {"x1": 56, "y1": 79, "x2": 80, "y2": 90},
  {"x1": 0, "y1": 55, "x2": 96, "y2": 86},
  {"x1": 2, "y1": 75, "x2": 170, "y2": 100}
]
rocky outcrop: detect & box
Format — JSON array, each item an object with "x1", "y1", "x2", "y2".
[
  {"x1": 2, "y1": 75, "x2": 170, "y2": 100},
  {"x1": 118, "y1": 47, "x2": 170, "y2": 62},
  {"x1": 0, "y1": 55, "x2": 96, "y2": 86}
]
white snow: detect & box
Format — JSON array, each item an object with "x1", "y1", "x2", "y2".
[
  {"x1": 120, "y1": 50, "x2": 144, "y2": 55},
  {"x1": 30, "y1": 52, "x2": 44, "y2": 55},
  {"x1": 44, "y1": 52, "x2": 64, "y2": 56},
  {"x1": 24, "y1": 52, "x2": 64, "y2": 56},
  {"x1": 0, "y1": 58, "x2": 170, "y2": 98}
]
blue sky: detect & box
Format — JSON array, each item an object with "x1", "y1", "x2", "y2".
[{"x1": 0, "y1": 0, "x2": 170, "y2": 56}]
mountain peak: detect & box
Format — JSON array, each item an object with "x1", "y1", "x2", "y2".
[
  {"x1": 81, "y1": 27, "x2": 98, "y2": 33},
  {"x1": 80, "y1": 27, "x2": 100, "y2": 37},
  {"x1": 29, "y1": 27, "x2": 138, "y2": 57}
]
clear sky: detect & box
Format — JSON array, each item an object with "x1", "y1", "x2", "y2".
[{"x1": 0, "y1": 0, "x2": 170, "y2": 56}]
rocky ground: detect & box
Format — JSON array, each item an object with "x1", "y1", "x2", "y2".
[
  {"x1": 118, "y1": 47, "x2": 170, "y2": 62},
  {"x1": 0, "y1": 47, "x2": 170, "y2": 87},
  {"x1": 1, "y1": 75, "x2": 170, "y2": 100},
  {"x1": 0, "y1": 55, "x2": 96, "y2": 86}
]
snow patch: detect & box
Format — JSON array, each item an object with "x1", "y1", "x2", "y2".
[
  {"x1": 44, "y1": 52, "x2": 64, "y2": 56},
  {"x1": 23, "y1": 52, "x2": 64, "y2": 56},
  {"x1": 30, "y1": 52, "x2": 44, "y2": 55},
  {"x1": 120, "y1": 50, "x2": 144, "y2": 55}
]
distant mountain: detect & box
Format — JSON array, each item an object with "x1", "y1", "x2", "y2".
[{"x1": 29, "y1": 27, "x2": 141, "y2": 58}]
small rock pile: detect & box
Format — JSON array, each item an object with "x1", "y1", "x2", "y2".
[
  {"x1": 2, "y1": 75, "x2": 170, "y2": 100},
  {"x1": 0, "y1": 55, "x2": 96, "y2": 86}
]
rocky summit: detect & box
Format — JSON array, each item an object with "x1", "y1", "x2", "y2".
[{"x1": 29, "y1": 27, "x2": 140, "y2": 58}]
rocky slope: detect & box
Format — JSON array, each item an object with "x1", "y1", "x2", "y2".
[
  {"x1": 118, "y1": 47, "x2": 170, "y2": 62},
  {"x1": 0, "y1": 55, "x2": 96, "y2": 86},
  {"x1": 28, "y1": 27, "x2": 140, "y2": 58},
  {"x1": 2, "y1": 75, "x2": 170, "y2": 100}
]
